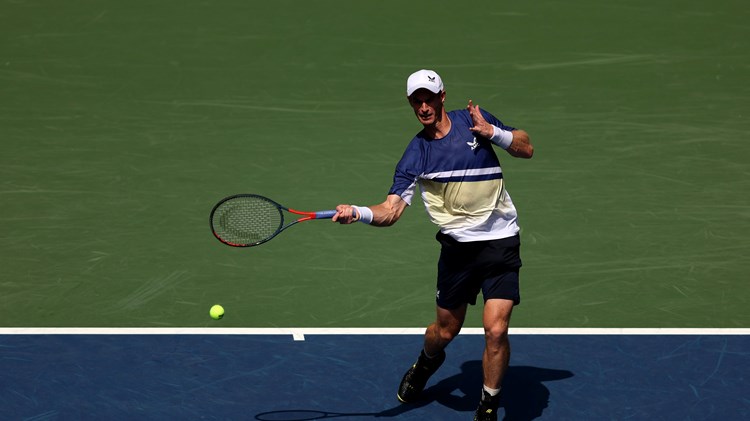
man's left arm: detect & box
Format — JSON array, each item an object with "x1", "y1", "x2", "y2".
[
  {"x1": 506, "y1": 129, "x2": 533, "y2": 159},
  {"x1": 467, "y1": 100, "x2": 534, "y2": 159}
]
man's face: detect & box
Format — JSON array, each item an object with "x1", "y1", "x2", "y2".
[{"x1": 408, "y1": 89, "x2": 444, "y2": 126}]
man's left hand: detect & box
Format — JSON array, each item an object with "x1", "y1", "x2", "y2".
[{"x1": 467, "y1": 100, "x2": 494, "y2": 139}]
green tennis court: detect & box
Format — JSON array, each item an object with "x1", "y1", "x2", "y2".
[{"x1": 2, "y1": 0, "x2": 748, "y2": 331}]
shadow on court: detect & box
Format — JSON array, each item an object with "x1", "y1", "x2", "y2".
[{"x1": 255, "y1": 363, "x2": 574, "y2": 420}]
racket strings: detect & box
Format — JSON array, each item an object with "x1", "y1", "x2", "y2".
[{"x1": 212, "y1": 197, "x2": 282, "y2": 246}]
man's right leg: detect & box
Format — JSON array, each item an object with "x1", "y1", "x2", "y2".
[
  {"x1": 424, "y1": 304, "x2": 468, "y2": 355},
  {"x1": 397, "y1": 304, "x2": 467, "y2": 403}
]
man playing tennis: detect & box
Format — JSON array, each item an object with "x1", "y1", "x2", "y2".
[{"x1": 333, "y1": 69, "x2": 533, "y2": 421}]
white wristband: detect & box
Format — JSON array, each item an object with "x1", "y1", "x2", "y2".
[
  {"x1": 351, "y1": 205, "x2": 374, "y2": 224},
  {"x1": 491, "y1": 125, "x2": 514, "y2": 150}
]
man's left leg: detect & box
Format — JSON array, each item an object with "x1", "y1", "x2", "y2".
[{"x1": 474, "y1": 298, "x2": 514, "y2": 421}]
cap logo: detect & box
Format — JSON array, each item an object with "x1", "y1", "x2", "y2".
[{"x1": 428, "y1": 76, "x2": 435, "y2": 83}]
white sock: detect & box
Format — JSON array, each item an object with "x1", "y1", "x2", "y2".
[{"x1": 483, "y1": 385, "x2": 501, "y2": 397}]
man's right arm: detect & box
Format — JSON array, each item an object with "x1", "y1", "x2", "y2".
[{"x1": 333, "y1": 194, "x2": 407, "y2": 226}]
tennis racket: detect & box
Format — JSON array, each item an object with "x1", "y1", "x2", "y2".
[{"x1": 209, "y1": 194, "x2": 338, "y2": 247}]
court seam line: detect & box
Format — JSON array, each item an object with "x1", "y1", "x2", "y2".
[{"x1": 1, "y1": 327, "x2": 748, "y2": 340}]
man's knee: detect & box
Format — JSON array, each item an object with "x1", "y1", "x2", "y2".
[
  {"x1": 434, "y1": 304, "x2": 467, "y2": 342},
  {"x1": 482, "y1": 299, "x2": 513, "y2": 346},
  {"x1": 483, "y1": 324, "x2": 509, "y2": 345},
  {"x1": 436, "y1": 323, "x2": 462, "y2": 342}
]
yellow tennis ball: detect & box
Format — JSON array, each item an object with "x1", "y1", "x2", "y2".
[{"x1": 209, "y1": 304, "x2": 224, "y2": 320}]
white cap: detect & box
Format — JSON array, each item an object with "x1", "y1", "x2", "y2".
[{"x1": 406, "y1": 69, "x2": 444, "y2": 96}]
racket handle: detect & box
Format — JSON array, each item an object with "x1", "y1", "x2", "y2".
[
  {"x1": 315, "y1": 208, "x2": 361, "y2": 220},
  {"x1": 315, "y1": 210, "x2": 338, "y2": 219}
]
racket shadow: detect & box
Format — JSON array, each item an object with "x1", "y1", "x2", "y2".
[
  {"x1": 254, "y1": 409, "x2": 381, "y2": 420},
  {"x1": 253, "y1": 400, "x2": 439, "y2": 420}
]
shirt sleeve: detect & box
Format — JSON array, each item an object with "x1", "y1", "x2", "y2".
[
  {"x1": 481, "y1": 109, "x2": 516, "y2": 132},
  {"x1": 388, "y1": 138, "x2": 424, "y2": 205}
]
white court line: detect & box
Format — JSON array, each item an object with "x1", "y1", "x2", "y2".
[{"x1": 0, "y1": 327, "x2": 749, "y2": 342}]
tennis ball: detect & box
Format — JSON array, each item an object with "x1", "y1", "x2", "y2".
[{"x1": 209, "y1": 304, "x2": 224, "y2": 320}]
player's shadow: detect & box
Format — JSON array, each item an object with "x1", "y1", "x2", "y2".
[
  {"x1": 254, "y1": 361, "x2": 573, "y2": 420},
  {"x1": 427, "y1": 361, "x2": 574, "y2": 420}
]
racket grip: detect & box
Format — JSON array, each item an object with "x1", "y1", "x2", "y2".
[{"x1": 315, "y1": 210, "x2": 338, "y2": 219}]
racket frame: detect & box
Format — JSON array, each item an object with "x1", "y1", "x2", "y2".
[{"x1": 209, "y1": 194, "x2": 336, "y2": 247}]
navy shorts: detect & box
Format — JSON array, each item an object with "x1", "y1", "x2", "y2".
[{"x1": 435, "y1": 232, "x2": 522, "y2": 309}]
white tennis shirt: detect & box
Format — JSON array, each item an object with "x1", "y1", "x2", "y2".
[{"x1": 389, "y1": 109, "x2": 520, "y2": 242}]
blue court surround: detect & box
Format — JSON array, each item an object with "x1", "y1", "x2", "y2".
[{"x1": 1, "y1": 334, "x2": 748, "y2": 420}]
